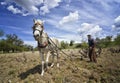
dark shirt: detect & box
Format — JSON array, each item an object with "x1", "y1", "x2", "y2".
[{"x1": 88, "y1": 38, "x2": 95, "y2": 47}]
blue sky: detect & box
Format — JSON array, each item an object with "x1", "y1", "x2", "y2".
[{"x1": 0, "y1": 0, "x2": 120, "y2": 47}]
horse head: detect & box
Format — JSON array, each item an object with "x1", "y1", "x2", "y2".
[{"x1": 32, "y1": 19, "x2": 44, "y2": 41}]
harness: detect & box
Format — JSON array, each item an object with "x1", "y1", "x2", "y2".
[{"x1": 33, "y1": 26, "x2": 70, "y2": 57}]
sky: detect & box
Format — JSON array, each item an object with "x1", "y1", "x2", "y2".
[{"x1": 0, "y1": 0, "x2": 120, "y2": 47}]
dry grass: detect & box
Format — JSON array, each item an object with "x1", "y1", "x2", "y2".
[{"x1": 0, "y1": 49, "x2": 120, "y2": 83}]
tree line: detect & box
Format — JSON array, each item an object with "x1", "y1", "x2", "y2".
[
  {"x1": 0, "y1": 29, "x2": 33, "y2": 53},
  {"x1": 60, "y1": 35, "x2": 120, "y2": 49}
]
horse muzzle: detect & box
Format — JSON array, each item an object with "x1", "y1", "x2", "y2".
[{"x1": 33, "y1": 35, "x2": 39, "y2": 41}]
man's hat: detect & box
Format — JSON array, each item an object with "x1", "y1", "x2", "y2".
[{"x1": 87, "y1": 34, "x2": 91, "y2": 36}]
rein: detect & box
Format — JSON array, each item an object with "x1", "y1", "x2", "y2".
[
  {"x1": 48, "y1": 37, "x2": 79, "y2": 69},
  {"x1": 33, "y1": 27, "x2": 71, "y2": 58},
  {"x1": 48, "y1": 37, "x2": 70, "y2": 58}
]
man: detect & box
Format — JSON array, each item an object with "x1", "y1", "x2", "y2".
[{"x1": 87, "y1": 35, "x2": 97, "y2": 63}]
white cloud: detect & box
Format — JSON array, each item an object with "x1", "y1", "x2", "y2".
[
  {"x1": 0, "y1": 2, "x2": 7, "y2": 5},
  {"x1": 2, "y1": 0, "x2": 61, "y2": 16},
  {"x1": 7, "y1": 5, "x2": 22, "y2": 14},
  {"x1": 40, "y1": 6, "x2": 49, "y2": 14},
  {"x1": 7, "y1": 5, "x2": 29, "y2": 16},
  {"x1": 11, "y1": 0, "x2": 41, "y2": 15},
  {"x1": 78, "y1": 23, "x2": 103, "y2": 41},
  {"x1": 115, "y1": 16, "x2": 120, "y2": 23},
  {"x1": 40, "y1": 0, "x2": 61, "y2": 14},
  {"x1": 112, "y1": 16, "x2": 120, "y2": 33},
  {"x1": 59, "y1": 11, "x2": 79, "y2": 25}
]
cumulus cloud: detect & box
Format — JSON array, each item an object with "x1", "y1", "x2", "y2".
[
  {"x1": 112, "y1": 16, "x2": 120, "y2": 33},
  {"x1": 11, "y1": 0, "x2": 41, "y2": 15},
  {"x1": 40, "y1": 0, "x2": 61, "y2": 14},
  {"x1": 7, "y1": 5, "x2": 29, "y2": 16},
  {"x1": 59, "y1": 11, "x2": 79, "y2": 25},
  {"x1": 7, "y1": 5, "x2": 22, "y2": 14},
  {"x1": 78, "y1": 23, "x2": 103, "y2": 41},
  {"x1": 114, "y1": 16, "x2": 120, "y2": 28},
  {"x1": 2, "y1": 0, "x2": 61, "y2": 16},
  {"x1": 0, "y1": 2, "x2": 7, "y2": 5}
]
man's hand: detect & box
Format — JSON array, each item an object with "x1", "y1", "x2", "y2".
[{"x1": 90, "y1": 47, "x2": 92, "y2": 49}]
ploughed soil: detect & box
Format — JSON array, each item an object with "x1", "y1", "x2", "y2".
[{"x1": 0, "y1": 49, "x2": 120, "y2": 83}]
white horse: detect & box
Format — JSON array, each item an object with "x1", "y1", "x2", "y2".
[{"x1": 32, "y1": 19, "x2": 60, "y2": 76}]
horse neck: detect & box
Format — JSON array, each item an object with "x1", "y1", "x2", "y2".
[{"x1": 38, "y1": 31, "x2": 48, "y2": 43}]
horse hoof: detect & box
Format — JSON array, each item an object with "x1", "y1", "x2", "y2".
[
  {"x1": 50, "y1": 63, "x2": 54, "y2": 68},
  {"x1": 41, "y1": 71, "x2": 44, "y2": 76},
  {"x1": 41, "y1": 73, "x2": 44, "y2": 76}
]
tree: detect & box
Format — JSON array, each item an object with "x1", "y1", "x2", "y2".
[
  {"x1": 103, "y1": 36, "x2": 112, "y2": 47},
  {"x1": 0, "y1": 33, "x2": 34, "y2": 53},
  {"x1": 95, "y1": 36, "x2": 113, "y2": 48},
  {"x1": 0, "y1": 39, "x2": 12, "y2": 53},
  {"x1": 23, "y1": 44, "x2": 33, "y2": 51},
  {"x1": 75, "y1": 43, "x2": 82, "y2": 48},
  {"x1": 81, "y1": 41, "x2": 88, "y2": 48},
  {"x1": 114, "y1": 34, "x2": 120, "y2": 45},
  {"x1": 69, "y1": 40, "x2": 74, "y2": 46},
  {"x1": 60, "y1": 41, "x2": 69, "y2": 49},
  {"x1": 6, "y1": 34, "x2": 24, "y2": 46},
  {"x1": 0, "y1": 29, "x2": 4, "y2": 37}
]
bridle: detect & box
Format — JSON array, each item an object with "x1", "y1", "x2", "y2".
[
  {"x1": 32, "y1": 23, "x2": 43, "y2": 41},
  {"x1": 33, "y1": 28, "x2": 42, "y2": 36},
  {"x1": 33, "y1": 23, "x2": 49, "y2": 48}
]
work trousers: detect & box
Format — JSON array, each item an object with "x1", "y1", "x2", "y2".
[{"x1": 89, "y1": 47, "x2": 97, "y2": 63}]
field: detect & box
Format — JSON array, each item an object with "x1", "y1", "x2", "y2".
[{"x1": 0, "y1": 49, "x2": 120, "y2": 83}]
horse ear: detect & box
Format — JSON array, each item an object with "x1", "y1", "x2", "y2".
[{"x1": 33, "y1": 19, "x2": 36, "y2": 23}]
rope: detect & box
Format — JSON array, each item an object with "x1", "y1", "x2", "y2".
[
  {"x1": 48, "y1": 37, "x2": 70, "y2": 58},
  {"x1": 48, "y1": 37, "x2": 79, "y2": 70}
]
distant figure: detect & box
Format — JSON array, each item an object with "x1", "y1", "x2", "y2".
[{"x1": 87, "y1": 35, "x2": 97, "y2": 63}]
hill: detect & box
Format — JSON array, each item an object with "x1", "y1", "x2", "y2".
[{"x1": 0, "y1": 49, "x2": 120, "y2": 83}]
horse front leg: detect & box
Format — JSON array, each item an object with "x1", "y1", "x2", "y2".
[
  {"x1": 39, "y1": 49, "x2": 45, "y2": 76},
  {"x1": 46, "y1": 51, "x2": 51, "y2": 69}
]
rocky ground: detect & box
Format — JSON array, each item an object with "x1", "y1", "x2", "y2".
[{"x1": 0, "y1": 49, "x2": 120, "y2": 83}]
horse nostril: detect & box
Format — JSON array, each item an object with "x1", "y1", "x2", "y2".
[
  {"x1": 34, "y1": 34, "x2": 39, "y2": 37},
  {"x1": 33, "y1": 35, "x2": 39, "y2": 41}
]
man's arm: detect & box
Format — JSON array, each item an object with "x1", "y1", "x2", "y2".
[{"x1": 92, "y1": 39, "x2": 96, "y2": 48}]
